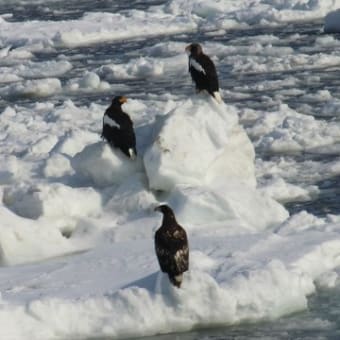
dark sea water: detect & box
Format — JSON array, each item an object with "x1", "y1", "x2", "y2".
[{"x1": 2, "y1": 1, "x2": 340, "y2": 339}]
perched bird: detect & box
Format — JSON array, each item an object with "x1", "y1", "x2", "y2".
[
  {"x1": 185, "y1": 43, "x2": 222, "y2": 103},
  {"x1": 101, "y1": 96, "x2": 137, "y2": 159},
  {"x1": 154, "y1": 204, "x2": 189, "y2": 288}
]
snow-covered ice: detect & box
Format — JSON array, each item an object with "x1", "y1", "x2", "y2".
[
  {"x1": 144, "y1": 95, "x2": 255, "y2": 191},
  {"x1": 1, "y1": 0, "x2": 340, "y2": 339},
  {"x1": 0, "y1": 91, "x2": 339, "y2": 338}
]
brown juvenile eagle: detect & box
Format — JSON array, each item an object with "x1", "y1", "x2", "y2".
[
  {"x1": 154, "y1": 204, "x2": 189, "y2": 288},
  {"x1": 185, "y1": 43, "x2": 222, "y2": 103},
  {"x1": 101, "y1": 95, "x2": 137, "y2": 159}
]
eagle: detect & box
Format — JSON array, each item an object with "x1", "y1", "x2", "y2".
[
  {"x1": 154, "y1": 204, "x2": 189, "y2": 288},
  {"x1": 101, "y1": 96, "x2": 137, "y2": 159},
  {"x1": 185, "y1": 43, "x2": 222, "y2": 103}
]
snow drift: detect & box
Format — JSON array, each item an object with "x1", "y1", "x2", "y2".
[
  {"x1": 71, "y1": 142, "x2": 143, "y2": 188},
  {"x1": 144, "y1": 95, "x2": 256, "y2": 191}
]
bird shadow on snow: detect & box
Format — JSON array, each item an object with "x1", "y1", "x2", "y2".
[
  {"x1": 134, "y1": 122, "x2": 156, "y2": 155},
  {"x1": 122, "y1": 271, "x2": 158, "y2": 291},
  {"x1": 121, "y1": 271, "x2": 178, "y2": 297},
  {"x1": 121, "y1": 269, "x2": 214, "y2": 299}
]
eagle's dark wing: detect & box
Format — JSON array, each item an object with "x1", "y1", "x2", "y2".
[
  {"x1": 115, "y1": 111, "x2": 134, "y2": 130},
  {"x1": 102, "y1": 110, "x2": 137, "y2": 158},
  {"x1": 155, "y1": 225, "x2": 189, "y2": 275},
  {"x1": 189, "y1": 54, "x2": 219, "y2": 96},
  {"x1": 198, "y1": 54, "x2": 219, "y2": 94},
  {"x1": 116, "y1": 112, "x2": 137, "y2": 157},
  {"x1": 189, "y1": 57, "x2": 206, "y2": 90},
  {"x1": 101, "y1": 113, "x2": 119, "y2": 144}
]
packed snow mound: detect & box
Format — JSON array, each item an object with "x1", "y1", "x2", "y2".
[
  {"x1": 105, "y1": 174, "x2": 157, "y2": 217},
  {"x1": 2, "y1": 182, "x2": 102, "y2": 220},
  {"x1": 324, "y1": 9, "x2": 340, "y2": 33},
  {"x1": 54, "y1": 129, "x2": 99, "y2": 157},
  {"x1": 96, "y1": 54, "x2": 187, "y2": 81},
  {"x1": 66, "y1": 72, "x2": 110, "y2": 92},
  {"x1": 29, "y1": 135, "x2": 58, "y2": 156},
  {"x1": 167, "y1": 184, "x2": 288, "y2": 231},
  {"x1": 98, "y1": 57, "x2": 164, "y2": 80},
  {"x1": 43, "y1": 153, "x2": 74, "y2": 178},
  {"x1": 78, "y1": 71, "x2": 101, "y2": 88},
  {"x1": 205, "y1": 125, "x2": 256, "y2": 189},
  {"x1": 0, "y1": 206, "x2": 76, "y2": 266},
  {"x1": 144, "y1": 95, "x2": 256, "y2": 191},
  {"x1": 5, "y1": 78, "x2": 62, "y2": 98},
  {"x1": 258, "y1": 177, "x2": 318, "y2": 203},
  {"x1": 71, "y1": 142, "x2": 143, "y2": 188}
]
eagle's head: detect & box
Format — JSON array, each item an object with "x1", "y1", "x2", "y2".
[
  {"x1": 111, "y1": 95, "x2": 127, "y2": 107},
  {"x1": 154, "y1": 204, "x2": 176, "y2": 219},
  {"x1": 185, "y1": 43, "x2": 202, "y2": 57}
]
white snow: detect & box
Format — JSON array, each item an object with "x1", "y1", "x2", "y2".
[
  {"x1": 71, "y1": 142, "x2": 143, "y2": 188},
  {"x1": 3, "y1": 78, "x2": 62, "y2": 98},
  {"x1": 167, "y1": 184, "x2": 288, "y2": 231},
  {"x1": 3, "y1": 183, "x2": 102, "y2": 220},
  {"x1": 1, "y1": 92, "x2": 338, "y2": 338},
  {"x1": 0, "y1": 0, "x2": 340, "y2": 339},
  {"x1": 98, "y1": 57, "x2": 166, "y2": 80},
  {"x1": 247, "y1": 104, "x2": 340, "y2": 153},
  {"x1": 0, "y1": 0, "x2": 336, "y2": 51},
  {"x1": 144, "y1": 95, "x2": 255, "y2": 191}
]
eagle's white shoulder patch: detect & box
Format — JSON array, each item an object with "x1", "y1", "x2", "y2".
[
  {"x1": 104, "y1": 115, "x2": 120, "y2": 129},
  {"x1": 213, "y1": 91, "x2": 223, "y2": 103},
  {"x1": 174, "y1": 248, "x2": 187, "y2": 262},
  {"x1": 189, "y1": 57, "x2": 206, "y2": 75},
  {"x1": 129, "y1": 148, "x2": 136, "y2": 160}
]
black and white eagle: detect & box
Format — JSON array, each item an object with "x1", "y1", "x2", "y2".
[
  {"x1": 154, "y1": 204, "x2": 189, "y2": 288},
  {"x1": 101, "y1": 96, "x2": 137, "y2": 159},
  {"x1": 185, "y1": 43, "x2": 222, "y2": 103}
]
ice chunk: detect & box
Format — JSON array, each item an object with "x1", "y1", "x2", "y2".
[
  {"x1": 144, "y1": 95, "x2": 255, "y2": 191},
  {"x1": 167, "y1": 184, "x2": 288, "y2": 231},
  {"x1": 71, "y1": 142, "x2": 142, "y2": 188},
  {"x1": 3, "y1": 183, "x2": 101, "y2": 220}
]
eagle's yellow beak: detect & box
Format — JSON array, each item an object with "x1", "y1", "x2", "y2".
[{"x1": 119, "y1": 96, "x2": 128, "y2": 104}]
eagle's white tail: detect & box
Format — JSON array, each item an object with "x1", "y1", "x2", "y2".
[
  {"x1": 169, "y1": 274, "x2": 183, "y2": 288},
  {"x1": 213, "y1": 91, "x2": 223, "y2": 103},
  {"x1": 128, "y1": 148, "x2": 136, "y2": 160}
]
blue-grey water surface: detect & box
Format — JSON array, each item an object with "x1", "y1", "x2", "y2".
[{"x1": 2, "y1": 1, "x2": 340, "y2": 339}]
